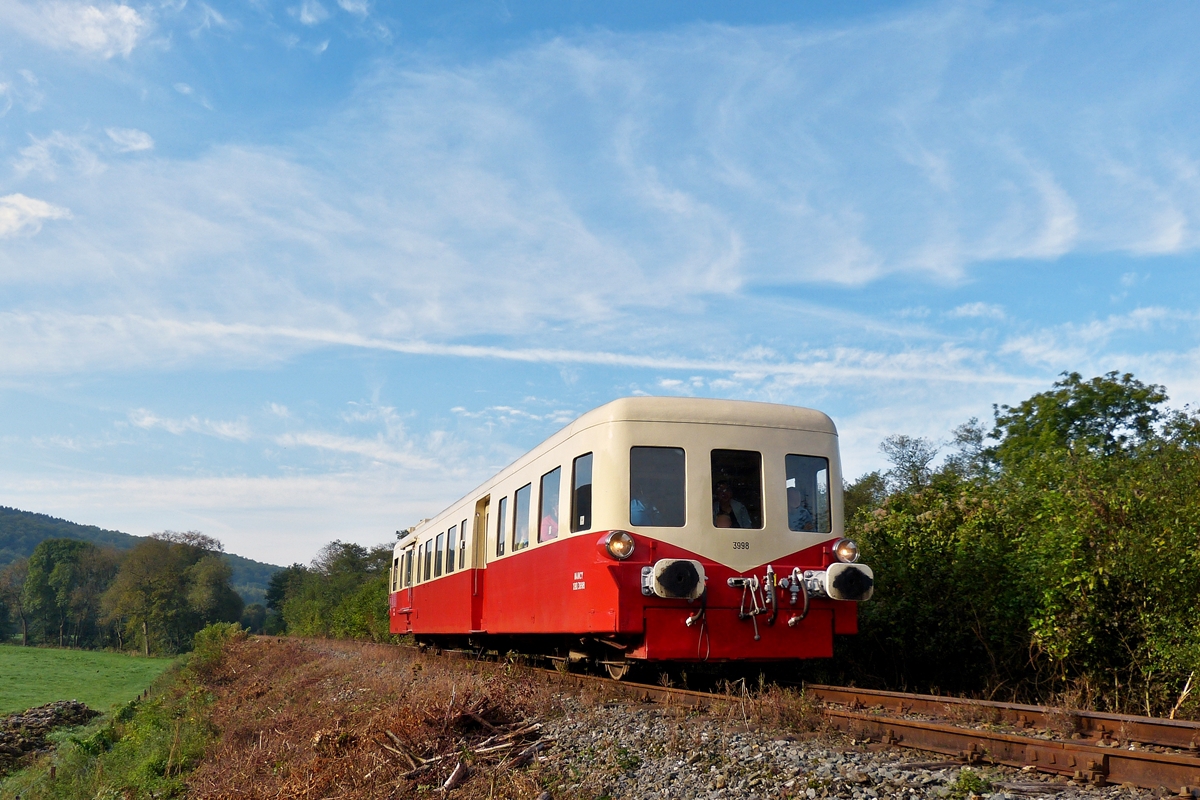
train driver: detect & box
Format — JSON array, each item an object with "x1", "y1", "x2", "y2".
[
  {"x1": 787, "y1": 487, "x2": 815, "y2": 532},
  {"x1": 713, "y1": 480, "x2": 752, "y2": 528}
]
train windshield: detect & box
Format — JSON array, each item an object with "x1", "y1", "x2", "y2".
[
  {"x1": 629, "y1": 446, "x2": 686, "y2": 527},
  {"x1": 785, "y1": 455, "x2": 831, "y2": 532},
  {"x1": 711, "y1": 449, "x2": 764, "y2": 529}
]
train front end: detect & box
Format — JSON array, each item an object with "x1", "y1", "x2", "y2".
[{"x1": 581, "y1": 403, "x2": 872, "y2": 666}]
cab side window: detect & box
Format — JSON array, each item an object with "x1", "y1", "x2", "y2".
[
  {"x1": 496, "y1": 496, "x2": 508, "y2": 556},
  {"x1": 538, "y1": 467, "x2": 561, "y2": 542},
  {"x1": 445, "y1": 525, "x2": 457, "y2": 574},
  {"x1": 513, "y1": 483, "x2": 532, "y2": 550},
  {"x1": 630, "y1": 447, "x2": 686, "y2": 527},
  {"x1": 459, "y1": 518, "x2": 468, "y2": 569},
  {"x1": 571, "y1": 453, "x2": 593, "y2": 532}
]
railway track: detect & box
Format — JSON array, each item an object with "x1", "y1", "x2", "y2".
[
  {"x1": 433, "y1": 645, "x2": 1200, "y2": 793},
  {"x1": 526, "y1": 666, "x2": 1200, "y2": 793}
]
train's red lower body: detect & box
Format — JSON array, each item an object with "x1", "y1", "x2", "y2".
[{"x1": 388, "y1": 532, "x2": 856, "y2": 662}]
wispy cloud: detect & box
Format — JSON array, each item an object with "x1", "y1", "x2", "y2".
[
  {"x1": 0, "y1": 312, "x2": 1040, "y2": 387},
  {"x1": 0, "y1": 193, "x2": 70, "y2": 237},
  {"x1": 105, "y1": 127, "x2": 154, "y2": 152},
  {"x1": 129, "y1": 408, "x2": 252, "y2": 440},
  {"x1": 293, "y1": 0, "x2": 327, "y2": 26},
  {"x1": 14, "y1": 131, "x2": 103, "y2": 178},
  {"x1": 948, "y1": 302, "x2": 1005, "y2": 320},
  {"x1": 276, "y1": 431, "x2": 436, "y2": 469},
  {"x1": 0, "y1": 0, "x2": 149, "y2": 58}
]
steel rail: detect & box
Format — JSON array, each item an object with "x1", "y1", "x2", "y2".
[
  {"x1": 822, "y1": 707, "x2": 1200, "y2": 793},
  {"x1": 806, "y1": 684, "x2": 1200, "y2": 752}
]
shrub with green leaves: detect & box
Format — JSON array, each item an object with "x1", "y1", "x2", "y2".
[{"x1": 840, "y1": 372, "x2": 1200, "y2": 716}]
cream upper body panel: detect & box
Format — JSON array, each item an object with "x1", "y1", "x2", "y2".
[{"x1": 395, "y1": 397, "x2": 841, "y2": 574}]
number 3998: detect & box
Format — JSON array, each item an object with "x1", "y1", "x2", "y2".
[{"x1": 732, "y1": 541, "x2": 750, "y2": 550}]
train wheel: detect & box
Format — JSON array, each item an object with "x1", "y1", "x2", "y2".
[{"x1": 603, "y1": 657, "x2": 631, "y2": 681}]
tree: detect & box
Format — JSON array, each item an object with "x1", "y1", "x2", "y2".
[
  {"x1": 240, "y1": 603, "x2": 267, "y2": 634},
  {"x1": 939, "y1": 417, "x2": 995, "y2": 482},
  {"x1": 102, "y1": 531, "x2": 243, "y2": 655},
  {"x1": 186, "y1": 554, "x2": 244, "y2": 627},
  {"x1": 279, "y1": 541, "x2": 394, "y2": 640},
  {"x1": 992, "y1": 371, "x2": 1168, "y2": 466},
  {"x1": 23, "y1": 539, "x2": 96, "y2": 646},
  {"x1": 880, "y1": 435, "x2": 938, "y2": 492},
  {"x1": 0, "y1": 558, "x2": 29, "y2": 645},
  {"x1": 843, "y1": 471, "x2": 886, "y2": 522},
  {"x1": 265, "y1": 563, "x2": 309, "y2": 612},
  {"x1": 65, "y1": 546, "x2": 120, "y2": 648}
]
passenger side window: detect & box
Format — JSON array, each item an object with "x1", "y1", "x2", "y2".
[
  {"x1": 785, "y1": 454, "x2": 831, "y2": 533},
  {"x1": 423, "y1": 541, "x2": 433, "y2": 581},
  {"x1": 416, "y1": 542, "x2": 425, "y2": 582},
  {"x1": 572, "y1": 453, "x2": 593, "y2": 532},
  {"x1": 496, "y1": 496, "x2": 508, "y2": 556},
  {"x1": 513, "y1": 483, "x2": 532, "y2": 550},
  {"x1": 445, "y1": 525, "x2": 457, "y2": 574},
  {"x1": 630, "y1": 446, "x2": 686, "y2": 527},
  {"x1": 538, "y1": 467, "x2": 561, "y2": 542},
  {"x1": 711, "y1": 449, "x2": 764, "y2": 529}
]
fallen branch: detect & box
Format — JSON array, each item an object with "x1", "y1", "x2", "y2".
[
  {"x1": 442, "y1": 759, "x2": 469, "y2": 791},
  {"x1": 385, "y1": 730, "x2": 423, "y2": 768},
  {"x1": 473, "y1": 741, "x2": 525, "y2": 755},
  {"x1": 502, "y1": 738, "x2": 552, "y2": 770}
]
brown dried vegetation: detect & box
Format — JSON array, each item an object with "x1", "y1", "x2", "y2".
[{"x1": 186, "y1": 638, "x2": 583, "y2": 799}]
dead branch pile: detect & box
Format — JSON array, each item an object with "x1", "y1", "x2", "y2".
[
  {"x1": 186, "y1": 638, "x2": 567, "y2": 799},
  {"x1": 0, "y1": 701, "x2": 99, "y2": 776}
]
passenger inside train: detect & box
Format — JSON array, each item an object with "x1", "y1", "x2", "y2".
[{"x1": 710, "y1": 449, "x2": 763, "y2": 528}]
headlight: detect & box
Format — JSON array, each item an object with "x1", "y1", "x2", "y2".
[
  {"x1": 599, "y1": 530, "x2": 636, "y2": 560},
  {"x1": 833, "y1": 538, "x2": 859, "y2": 563}
]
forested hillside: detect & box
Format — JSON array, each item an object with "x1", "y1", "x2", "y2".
[
  {"x1": 0, "y1": 532, "x2": 247, "y2": 654},
  {"x1": 0, "y1": 507, "x2": 136, "y2": 567},
  {"x1": 0, "y1": 506, "x2": 279, "y2": 604}
]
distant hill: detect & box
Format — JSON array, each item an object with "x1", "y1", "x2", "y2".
[{"x1": 0, "y1": 506, "x2": 281, "y2": 606}]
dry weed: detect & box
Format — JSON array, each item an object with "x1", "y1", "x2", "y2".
[
  {"x1": 941, "y1": 701, "x2": 1002, "y2": 726},
  {"x1": 185, "y1": 638, "x2": 570, "y2": 799}
]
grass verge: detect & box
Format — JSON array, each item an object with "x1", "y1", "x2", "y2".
[
  {"x1": 0, "y1": 625, "x2": 243, "y2": 800},
  {"x1": 0, "y1": 646, "x2": 174, "y2": 715}
]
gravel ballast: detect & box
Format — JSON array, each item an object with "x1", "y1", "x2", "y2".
[{"x1": 538, "y1": 697, "x2": 1167, "y2": 800}]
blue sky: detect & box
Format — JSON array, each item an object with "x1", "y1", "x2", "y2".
[{"x1": 3, "y1": 0, "x2": 1200, "y2": 565}]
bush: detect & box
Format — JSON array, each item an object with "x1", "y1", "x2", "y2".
[{"x1": 188, "y1": 622, "x2": 247, "y2": 679}]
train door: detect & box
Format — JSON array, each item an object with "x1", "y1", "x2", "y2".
[
  {"x1": 397, "y1": 541, "x2": 416, "y2": 633},
  {"x1": 470, "y1": 495, "x2": 489, "y2": 632}
]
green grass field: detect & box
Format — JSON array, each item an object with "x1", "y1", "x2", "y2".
[{"x1": 0, "y1": 646, "x2": 175, "y2": 715}]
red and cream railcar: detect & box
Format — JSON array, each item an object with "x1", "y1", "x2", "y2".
[{"x1": 388, "y1": 397, "x2": 873, "y2": 678}]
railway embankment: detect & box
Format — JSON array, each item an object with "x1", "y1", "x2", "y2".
[{"x1": 4, "y1": 630, "x2": 1181, "y2": 799}]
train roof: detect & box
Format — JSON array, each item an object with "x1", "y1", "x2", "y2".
[
  {"x1": 566, "y1": 396, "x2": 837, "y2": 435},
  {"x1": 402, "y1": 398, "x2": 837, "y2": 540}
]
